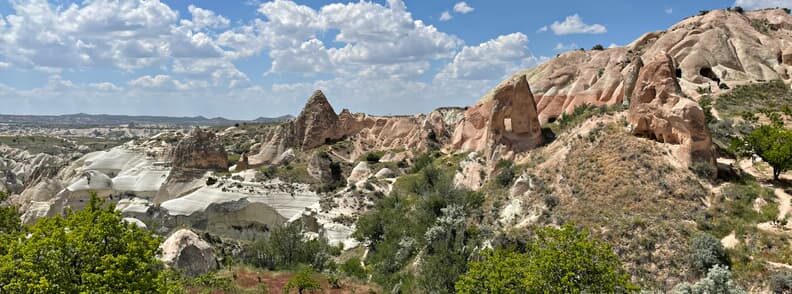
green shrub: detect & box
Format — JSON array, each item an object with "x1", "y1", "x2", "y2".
[
  {"x1": 243, "y1": 223, "x2": 338, "y2": 271},
  {"x1": 456, "y1": 225, "x2": 636, "y2": 293},
  {"x1": 283, "y1": 267, "x2": 321, "y2": 294},
  {"x1": 673, "y1": 265, "x2": 745, "y2": 294},
  {"x1": 770, "y1": 271, "x2": 792, "y2": 293},
  {"x1": 716, "y1": 80, "x2": 792, "y2": 119},
  {"x1": 689, "y1": 233, "x2": 728, "y2": 275},
  {"x1": 495, "y1": 160, "x2": 517, "y2": 187},
  {"x1": 363, "y1": 151, "x2": 385, "y2": 163},
  {"x1": 340, "y1": 258, "x2": 367, "y2": 280},
  {"x1": 591, "y1": 44, "x2": 605, "y2": 51}
]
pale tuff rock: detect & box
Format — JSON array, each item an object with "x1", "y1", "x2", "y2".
[
  {"x1": 450, "y1": 74, "x2": 544, "y2": 160},
  {"x1": 628, "y1": 53, "x2": 716, "y2": 171},
  {"x1": 293, "y1": 90, "x2": 343, "y2": 150},
  {"x1": 159, "y1": 229, "x2": 218, "y2": 277},
  {"x1": 374, "y1": 168, "x2": 396, "y2": 179},
  {"x1": 347, "y1": 162, "x2": 372, "y2": 186},
  {"x1": 453, "y1": 152, "x2": 486, "y2": 191}
]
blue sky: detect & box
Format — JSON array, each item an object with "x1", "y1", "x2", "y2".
[{"x1": 0, "y1": 0, "x2": 788, "y2": 119}]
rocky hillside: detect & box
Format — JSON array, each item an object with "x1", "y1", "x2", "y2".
[{"x1": 3, "y1": 7, "x2": 792, "y2": 293}]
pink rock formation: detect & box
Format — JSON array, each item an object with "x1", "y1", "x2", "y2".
[
  {"x1": 628, "y1": 53, "x2": 716, "y2": 170},
  {"x1": 450, "y1": 74, "x2": 544, "y2": 159}
]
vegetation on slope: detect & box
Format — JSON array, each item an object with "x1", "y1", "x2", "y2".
[{"x1": 715, "y1": 80, "x2": 792, "y2": 119}]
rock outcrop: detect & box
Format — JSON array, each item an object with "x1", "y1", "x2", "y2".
[
  {"x1": 172, "y1": 129, "x2": 228, "y2": 171},
  {"x1": 292, "y1": 90, "x2": 343, "y2": 150},
  {"x1": 450, "y1": 74, "x2": 544, "y2": 160},
  {"x1": 510, "y1": 8, "x2": 792, "y2": 123},
  {"x1": 628, "y1": 53, "x2": 716, "y2": 170},
  {"x1": 159, "y1": 229, "x2": 218, "y2": 277}
]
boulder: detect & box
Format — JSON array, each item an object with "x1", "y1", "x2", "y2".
[
  {"x1": 347, "y1": 162, "x2": 371, "y2": 185},
  {"x1": 374, "y1": 168, "x2": 396, "y2": 179},
  {"x1": 450, "y1": 74, "x2": 544, "y2": 159},
  {"x1": 159, "y1": 229, "x2": 218, "y2": 277},
  {"x1": 172, "y1": 129, "x2": 228, "y2": 171},
  {"x1": 628, "y1": 53, "x2": 716, "y2": 171}
]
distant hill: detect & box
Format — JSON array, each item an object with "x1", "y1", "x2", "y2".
[{"x1": 0, "y1": 113, "x2": 294, "y2": 127}]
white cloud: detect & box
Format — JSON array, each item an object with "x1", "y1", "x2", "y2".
[
  {"x1": 665, "y1": 7, "x2": 674, "y2": 14},
  {"x1": 0, "y1": 61, "x2": 8, "y2": 69},
  {"x1": 436, "y1": 33, "x2": 538, "y2": 81},
  {"x1": 440, "y1": 11, "x2": 452, "y2": 21},
  {"x1": 537, "y1": 26, "x2": 549, "y2": 33},
  {"x1": 608, "y1": 43, "x2": 619, "y2": 48},
  {"x1": 734, "y1": 0, "x2": 792, "y2": 9},
  {"x1": 181, "y1": 5, "x2": 230, "y2": 30},
  {"x1": 453, "y1": 2, "x2": 474, "y2": 14},
  {"x1": 90, "y1": 82, "x2": 122, "y2": 92},
  {"x1": 549, "y1": 14, "x2": 607, "y2": 35},
  {"x1": 554, "y1": 42, "x2": 578, "y2": 51}
]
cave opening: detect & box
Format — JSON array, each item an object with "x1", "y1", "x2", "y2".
[
  {"x1": 675, "y1": 68, "x2": 682, "y2": 78},
  {"x1": 699, "y1": 67, "x2": 721, "y2": 84}
]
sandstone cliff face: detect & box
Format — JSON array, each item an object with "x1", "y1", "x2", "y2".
[
  {"x1": 450, "y1": 74, "x2": 543, "y2": 160},
  {"x1": 159, "y1": 229, "x2": 218, "y2": 277},
  {"x1": 172, "y1": 129, "x2": 228, "y2": 171},
  {"x1": 628, "y1": 54, "x2": 716, "y2": 170},
  {"x1": 513, "y1": 8, "x2": 792, "y2": 123}
]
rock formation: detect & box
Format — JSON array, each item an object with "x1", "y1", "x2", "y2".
[
  {"x1": 450, "y1": 74, "x2": 544, "y2": 160},
  {"x1": 172, "y1": 129, "x2": 228, "y2": 171},
  {"x1": 159, "y1": 229, "x2": 218, "y2": 277},
  {"x1": 628, "y1": 53, "x2": 716, "y2": 170},
  {"x1": 510, "y1": 9, "x2": 792, "y2": 123},
  {"x1": 292, "y1": 90, "x2": 343, "y2": 150}
]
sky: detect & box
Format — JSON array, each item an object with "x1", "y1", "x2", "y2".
[{"x1": 0, "y1": 0, "x2": 790, "y2": 119}]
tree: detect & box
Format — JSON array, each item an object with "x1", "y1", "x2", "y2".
[
  {"x1": 591, "y1": 44, "x2": 605, "y2": 51},
  {"x1": 673, "y1": 265, "x2": 745, "y2": 294},
  {"x1": 738, "y1": 121, "x2": 792, "y2": 180},
  {"x1": 283, "y1": 267, "x2": 321, "y2": 294},
  {"x1": 0, "y1": 195, "x2": 179, "y2": 293},
  {"x1": 0, "y1": 191, "x2": 21, "y2": 235},
  {"x1": 456, "y1": 225, "x2": 636, "y2": 293}
]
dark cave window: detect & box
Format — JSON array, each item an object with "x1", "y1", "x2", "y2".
[
  {"x1": 675, "y1": 68, "x2": 682, "y2": 78},
  {"x1": 699, "y1": 67, "x2": 720, "y2": 83}
]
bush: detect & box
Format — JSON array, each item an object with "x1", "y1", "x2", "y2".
[
  {"x1": 738, "y1": 122, "x2": 792, "y2": 180},
  {"x1": 699, "y1": 10, "x2": 710, "y2": 16},
  {"x1": 730, "y1": 6, "x2": 744, "y2": 13},
  {"x1": 243, "y1": 223, "x2": 338, "y2": 271},
  {"x1": 283, "y1": 267, "x2": 321, "y2": 294},
  {"x1": 784, "y1": 8, "x2": 791, "y2": 14},
  {"x1": 363, "y1": 151, "x2": 385, "y2": 163},
  {"x1": 456, "y1": 225, "x2": 636, "y2": 293},
  {"x1": 673, "y1": 265, "x2": 745, "y2": 294},
  {"x1": 591, "y1": 44, "x2": 605, "y2": 51},
  {"x1": 340, "y1": 258, "x2": 367, "y2": 280},
  {"x1": 689, "y1": 233, "x2": 728, "y2": 275},
  {"x1": 0, "y1": 191, "x2": 21, "y2": 236},
  {"x1": 495, "y1": 160, "x2": 516, "y2": 187},
  {"x1": 770, "y1": 271, "x2": 792, "y2": 293}
]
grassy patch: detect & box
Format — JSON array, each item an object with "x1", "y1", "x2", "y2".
[{"x1": 716, "y1": 80, "x2": 792, "y2": 119}]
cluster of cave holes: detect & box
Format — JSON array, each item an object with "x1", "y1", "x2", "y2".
[{"x1": 676, "y1": 67, "x2": 721, "y2": 84}]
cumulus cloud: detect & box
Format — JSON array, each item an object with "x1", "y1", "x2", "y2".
[
  {"x1": 440, "y1": 11, "x2": 452, "y2": 21},
  {"x1": 453, "y1": 2, "x2": 474, "y2": 14},
  {"x1": 549, "y1": 14, "x2": 607, "y2": 35},
  {"x1": 734, "y1": 0, "x2": 792, "y2": 9},
  {"x1": 665, "y1": 7, "x2": 674, "y2": 14},
  {"x1": 181, "y1": 5, "x2": 230, "y2": 30},
  {"x1": 554, "y1": 42, "x2": 579, "y2": 51},
  {"x1": 436, "y1": 33, "x2": 539, "y2": 81}
]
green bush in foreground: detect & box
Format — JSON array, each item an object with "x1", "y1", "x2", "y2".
[
  {"x1": 673, "y1": 265, "x2": 745, "y2": 294},
  {"x1": 456, "y1": 225, "x2": 636, "y2": 293},
  {"x1": 284, "y1": 267, "x2": 321, "y2": 294},
  {"x1": 0, "y1": 195, "x2": 179, "y2": 293}
]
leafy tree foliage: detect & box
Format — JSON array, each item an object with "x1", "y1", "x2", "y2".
[
  {"x1": 456, "y1": 225, "x2": 636, "y2": 293},
  {"x1": 734, "y1": 119, "x2": 792, "y2": 180},
  {"x1": 0, "y1": 195, "x2": 179, "y2": 293},
  {"x1": 0, "y1": 191, "x2": 21, "y2": 236},
  {"x1": 283, "y1": 267, "x2": 321, "y2": 294},
  {"x1": 673, "y1": 265, "x2": 745, "y2": 294},
  {"x1": 243, "y1": 222, "x2": 339, "y2": 271}
]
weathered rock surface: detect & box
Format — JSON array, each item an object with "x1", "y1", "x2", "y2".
[
  {"x1": 171, "y1": 129, "x2": 228, "y2": 171},
  {"x1": 510, "y1": 8, "x2": 792, "y2": 123},
  {"x1": 159, "y1": 229, "x2": 218, "y2": 277},
  {"x1": 450, "y1": 74, "x2": 544, "y2": 160},
  {"x1": 628, "y1": 53, "x2": 716, "y2": 170}
]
